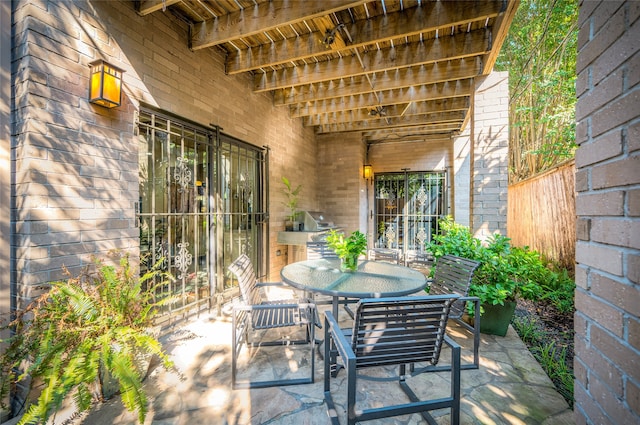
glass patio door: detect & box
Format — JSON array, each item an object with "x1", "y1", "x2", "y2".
[
  {"x1": 373, "y1": 171, "x2": 446, "y2": 253},
  {"x1": 137, "y1": 109, "x2": 266, "y2": 316},
  {"x1": 217, "y1": 137, "x2": 268, "y2": 291}
]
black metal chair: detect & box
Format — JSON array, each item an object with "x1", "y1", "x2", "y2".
[
  {"x1": 367, "y1": 247, "x2": 402, "y2": 264},
  {"x1": 424, "y1": 254, "x2": 482, "y2": 370},
  {"x1": 404, "y1": 249, "x2": 433, "y2": 272},
  {"x1": 229, "y1": 254, "x2": 316, "y2": 389},
  {"x1": 323, "y1": 295, "x2": 462, "y2": 425}
]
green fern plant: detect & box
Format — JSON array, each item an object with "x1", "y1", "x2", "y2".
[{"x1": 0, "y1": 252, "x2": 176, "y2": 425}]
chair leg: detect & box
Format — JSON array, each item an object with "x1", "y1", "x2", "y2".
[
  {"x1": 451, "y1": 343, "x2": 461, "y2": 425},
  {"x1": 471, "y1": 300, "x2": 481, "y2": 369},
  {"x1": 233, "y1": 321, "x2": 316, "y2": 389}
]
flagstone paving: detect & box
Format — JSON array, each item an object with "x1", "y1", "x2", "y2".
[{"x1": 67, "y1": 307, "x2": 574, "y2": 425}]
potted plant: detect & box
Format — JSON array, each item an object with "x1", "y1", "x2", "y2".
[
  {"x1": 426, "y1": 216, "x2": 544, "y2": 336},
  {"x1": 281, "y1": 176, "x2": 302, "y2": 231},
  {"x1": 326, "y1": 230, "x2": 368, "y2": 272},
  {"x1": 0, "y1": 251, "x2": 176, "y2": 425}
]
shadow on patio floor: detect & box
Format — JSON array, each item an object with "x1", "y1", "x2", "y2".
[{"x1": 70, "y1": 306, "x2": 574, "y2": 425}]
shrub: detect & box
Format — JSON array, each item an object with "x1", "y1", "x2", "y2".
[
  {"x1": 426, "y1": 217, "x2": 572, "y2": 312},
  {"x1": 0, "y1": 252, "x2": 175, "y2": 425}
]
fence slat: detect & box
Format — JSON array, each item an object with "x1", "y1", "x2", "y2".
[{"x1": 507, "y1": 160, "x2": 575, "y2": 269}]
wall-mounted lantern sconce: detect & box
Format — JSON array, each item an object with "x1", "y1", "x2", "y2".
[
  {"x1": 88, "y1": 59, "x2": 124, "y2": 108},
  {"x1": 363, "y1": 164, "x2": 373, "y2": 180}
]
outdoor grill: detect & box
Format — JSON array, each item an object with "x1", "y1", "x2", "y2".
[
  {"x1": 300, "y1": 211, "x2": 338, "y2": 232},
  {"x1": 277, "y1": 211, "x2": 340, "y2": 263}
]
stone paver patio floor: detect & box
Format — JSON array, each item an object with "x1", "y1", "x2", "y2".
[{"x1": 69, "y1": 305, "x2": 574, "y2": 425}]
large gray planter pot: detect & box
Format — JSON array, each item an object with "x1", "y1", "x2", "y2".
[{"x1": 479, "y1": 301, "x2": 517, "y2": 337}]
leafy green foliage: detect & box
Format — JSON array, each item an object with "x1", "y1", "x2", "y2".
[
  {"x1": 426, "y1": 217, "x2": 573, "y2": 314},
  {"x1": 511, "y1": 316, "x2": 545, "y2": 345},
  {"x1": 512, "y1": 316, "x2": 574, "y2": 407},
  {"x1": 326, "y1": 230, "x2": 367, "y2": 271},
  {"x1": 0, "y1": 252, "x2": 175, "y2": 425},
  {"x1": 281, "y1": 176, "x2": 302, "y2": 221},
  {"x1": 496, "y1": 0, "x2": 579, "y2": 182},
  {"x1": 533, "y1": 342, "x2": 574, "y2": 407}
]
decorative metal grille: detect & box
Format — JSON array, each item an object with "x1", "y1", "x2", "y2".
[
  {"x1": 137, "y1": 109, "x2": 267, "y2": 318},
  {"x1": 373, "y1": 171, "x2": 446, "y2": 254}
]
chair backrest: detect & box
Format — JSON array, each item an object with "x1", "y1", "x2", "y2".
[
  {"x1": 228, "y1": 254, "x2": 261, "y2": 306},
  {"x1": 367, "y1": 248, "x2": 401, "y2": 264},
  {"x1": 404, "y1": 250, "x2": 433, "y2": 268},
  {"x1": 306, "y1": 241, "x2": 339, "y2": 260},
  {"x1": 350, "y1": 295, "x2": 459, "y2": 369},
  {"x1": 429, "y1": 255, "x2": 481, "y2": 317}
]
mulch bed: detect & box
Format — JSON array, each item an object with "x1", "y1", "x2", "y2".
[{"x1": 514, "y1": 298, "x2": 575, "y2": 405}]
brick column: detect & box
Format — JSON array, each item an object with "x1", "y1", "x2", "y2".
[
  {"x1": 11, "y1": 1, "x2": 140, "y2": 311},
  {"x1": 0, "y1": 1, "x2": 12, "y2": 422},
  {"x1": 470, "y1": 71, "x2": 509, "y2": 239},
  {"x1": 574, "y1": 1, "x2": 640, "y2": 424}
]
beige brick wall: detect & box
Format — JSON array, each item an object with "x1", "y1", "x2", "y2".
[
  {"x1": 11, "y1": 0, "x2": 317, "y2": 291},
  {"x1": 0, "y1": 0, "x2": 11, "y2": 420},
  {"x1": 574, "y1": 1, "x2": 640, "y2": 424},
  {"x1": 471, "y1": 71, "x2": 509, "y2": 240},
  {"x1": 453, "y1": 127, "x2": 472, "y2": 227},
  {"x1": 315, "y1": 70, "x2": 509, "y2": 246},
  {"x1": 315, "y1": 132, "x2": 365, "y2": 235}
]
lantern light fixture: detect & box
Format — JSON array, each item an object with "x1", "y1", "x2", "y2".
[
  {"x1": 88, "y1": 59, "x2": 124, "y2": 108},
  {"x1": 363, "y1": 164, "x2": 373, "y2": 179}
]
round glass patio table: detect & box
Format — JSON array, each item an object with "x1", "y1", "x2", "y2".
[{"x1": 280, "y1": 258, "x2": 427, "y2": 319}]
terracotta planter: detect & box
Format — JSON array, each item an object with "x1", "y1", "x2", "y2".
[{"x1": 479, "y1": 301, "x2": 517, "y2": 337}]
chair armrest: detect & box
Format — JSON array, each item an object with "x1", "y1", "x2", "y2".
[
  {"x1": 458, "y1": 295, "x2": 480, "y2": 302},
  {"x1": 324, "y1": 311, "x2": 356, "y2": 363},
  {"x1": 233, "y1": 301, "x2": 316, "y2": 311},
  {"x1": 255, "y1": 281, "x2": 287, "y2": 288},
  {"x1": 443, "y1": 334, "x2": 461, "y2": 351}
]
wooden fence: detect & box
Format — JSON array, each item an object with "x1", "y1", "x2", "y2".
[{"x1": 507, "y1": 159, "x2": 575, "y2": 270}]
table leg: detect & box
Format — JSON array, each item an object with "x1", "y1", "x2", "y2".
[{"x1": 329, "y1": 295, "x2": 342, "y2": 377}]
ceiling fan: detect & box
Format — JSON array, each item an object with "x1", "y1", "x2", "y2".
[{"x1": 369, "y1": 106, "x2": 387, "y2": 117}]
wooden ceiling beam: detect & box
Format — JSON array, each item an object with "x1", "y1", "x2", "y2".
[
  {"x1": 137, "y1": 0, "x2": 182, "y2": 16},
  {"x1": 254, "y1": 29, "x2": 489, "y2": 92},
  {"x1": 290, "y1": 79, "x2": 474, "y2": 117},
  {"x1": 190, "y1": 0, "x2": 368, "y2": 50},
  {"x1": 225, "y1": 0, "x2": 504, "y2": 74},
  {"x1": 276, "y1": 58, "x2": 480, "y2": 105},
  {"x1": 225, "y1": 31, "x2": 330, "y2": 75},
  {"x1": 482, "y1": 0, "x2": 520, "y2": 73},
  {"x1": 364, "y1": 132, "x2": 454, "y2": 144},
  {"x1": 316, "y1": 118, "x2": 462, "y2": 134},
  {"x1": 304, "y1": 107, "x2": 467, "y2": 127}
]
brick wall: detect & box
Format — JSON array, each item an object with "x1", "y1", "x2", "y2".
[
  {"x1": 0, "y1": 2, "x2": 11, "y2": 421},
  {"x1": 453, "y1": 126, "x2": 472, "y2": 227},
  {"x1": 470, "y1": 71, "x2": 510, "y2": 240},
  {"x1": 574, "y1": 1, "x2": 640, "y2": 424},
  {"x1": 10, "y1": 0, "x2": 317, "y2": 294},
  {"x1": 315, "y1": 132, "x2": 365, "y2": 234},
  {"x1": 315, "y1": 71, "x2": 509, "y2": 245}
]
